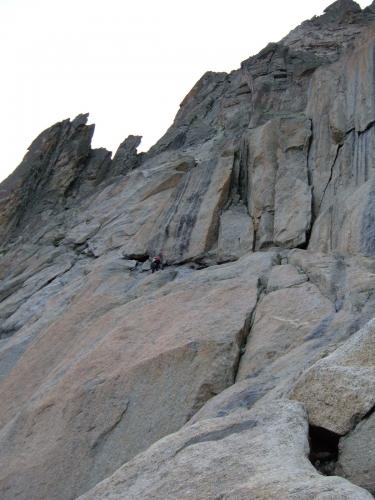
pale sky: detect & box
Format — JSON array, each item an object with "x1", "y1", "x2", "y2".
[{"x1": 0, "y1": 0, "x2": 372, "y2": 182}]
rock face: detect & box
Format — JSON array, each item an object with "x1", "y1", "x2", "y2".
[
  {"x1": 290, "y1": 318, "x2": 375, "y2": 435},
  {"x1": 111, "y1": 135, "x2": 142, "y2": 177},
  {"x1": 336, "y1": 411, "x2": 375, "y2": 495},
  {"x1": 217, "y1": 204, "x2": 254, "y2": 261},
  {"x1": 79, "y1": 400, "x2": 372, "y2": 500},
  {"x1": 246, "y1": 116, "x2": 312, "y2": 249},
  {"x1": 0, "y1": 1, "x2": 375, "y2": 499},
  {"x1": 0, "y1": 252, "x2": 277, "y2": 500}
]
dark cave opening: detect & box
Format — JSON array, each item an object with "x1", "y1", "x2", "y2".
[{"x1": 309, "y1": 425, "x2": 340, "y2": 476}]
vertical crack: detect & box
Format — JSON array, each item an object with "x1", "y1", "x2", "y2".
[
  {"x1": 233, "y1": 276, "x2": 266, "y2": 382},
  {"x1": 305, "y1": 119, "x2": 314, "y2": 248},
  {"x1": 318, "y1": 143, "x2": 343, "y2": 215}
]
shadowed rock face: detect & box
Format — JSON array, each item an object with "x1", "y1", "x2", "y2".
[
  {"x1": 0, "y1": 114, "x2": 96, "y2": 242},
  {"x1": 0, "y1": 1, "x2": 375, "y2": 499}
]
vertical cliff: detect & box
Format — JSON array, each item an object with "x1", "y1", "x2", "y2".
[{"x1": 0, "y1": 1, "x2": 375, "y2": 499}]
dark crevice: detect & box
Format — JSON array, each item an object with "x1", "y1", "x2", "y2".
[
  {"x1": 309, "y1": 425, "x2": 340, "y2": 476},
  {"x1": 306, "y1": 118, "x2": 314, "y2": 189},
  {"x1": 358, "y1": 119, "x2": 375, "y2": 136},
  {"x1": 227, "y1": 139, "x2": 249, "y2": 208},
  {"x1": 232, "y1": 311, "x2": 254, "y2": 382},
  {"x1": 233, "y1": 277, "x2": 266, "y2": 382},
  {"x1": 307, "y1": 118, "x2": 317, "y2": 219},
  {"x1": 304, "y1": 120, "x2": 314, "y2": 247},
  {"x1": 295, "y1": 238, "x2": 310, "y2": 251},
  {"x1": 318, "y1": 143, "x2": 343, "y2": 214}
]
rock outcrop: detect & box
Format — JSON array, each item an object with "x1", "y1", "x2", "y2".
[
  {"x1": 0, "y1": 1, "x2": 375, "y2": 499},
  {"x1": 79, "y1": 400, "x2": 372, "y2": 500},
  {"x1": 290, "y1": 317, "x2": 375, "y2": 435}
]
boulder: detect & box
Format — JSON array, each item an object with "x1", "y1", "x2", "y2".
[{"x1": 290, "y1": 317, "x2": 375, "y2": 434}]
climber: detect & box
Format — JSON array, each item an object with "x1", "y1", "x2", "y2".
[{"x1": 151, "y1": 255, "x2": 162, "y2": 273}]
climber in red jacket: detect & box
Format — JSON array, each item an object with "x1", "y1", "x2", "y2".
[{"x1": 151, "y1": 255, "x2": 162, "y2": 273}]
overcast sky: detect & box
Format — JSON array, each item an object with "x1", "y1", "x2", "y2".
[{"x1": 0, "y1": 0, "x2": 371, "y2": 182}]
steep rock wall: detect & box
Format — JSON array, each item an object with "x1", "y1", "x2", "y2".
[{"x1": 0, "y1": 1, "x2": 374, "y2": 499}]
